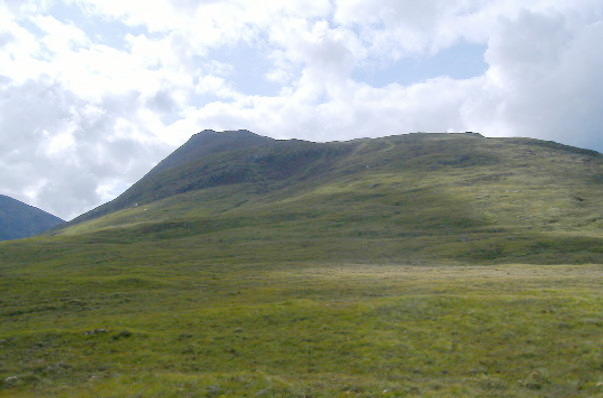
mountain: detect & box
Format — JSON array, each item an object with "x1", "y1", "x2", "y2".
[
  {"x1": 0, "y1": 195, "x2": 64, "y2": 240},
  {"x1": 69, "y1": 129, "x2": 278, "y2": 223},
  {"x1": 3, "y1": 130, "x2": 603, "y2": 396},
  {"x1": 58, "y1": 129, "x2": 603, "y2": 265}
]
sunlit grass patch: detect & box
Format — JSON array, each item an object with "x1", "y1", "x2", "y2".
[{"x1": 2, "y1": 261, "x2": 603, "y2": 396}]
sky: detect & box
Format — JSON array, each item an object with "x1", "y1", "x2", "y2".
[{"x1": 1, "y1": 0, "x2": 602, "y2": 220}]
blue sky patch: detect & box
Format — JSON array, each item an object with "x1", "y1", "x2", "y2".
[{"x1": 354, "y1": 41, "x2": 488, "y2": 86}]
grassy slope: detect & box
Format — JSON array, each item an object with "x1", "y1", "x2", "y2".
[
  {"x1": 59, "y1": 132, "x2": 603, "y2": 265},
  {"x1": 1, "y1": 132, "x2": 603, "y2": 396}
]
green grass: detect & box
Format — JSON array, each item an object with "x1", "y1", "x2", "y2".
[
  {"x1": 1, "y1": 232, "x2": 603, "y2": 396},
  {"x1": 55, "y1": 132, "x2": 603, "y2": 264},
  {"x1": 2, "y1": 132, "x2": 603, "y2": 396}
]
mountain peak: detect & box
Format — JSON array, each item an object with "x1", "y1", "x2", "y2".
[
  {"x1": 68, "y1": 130, "x2": 278, "y2": 224},
  {"x1": 195, "y1": 128, "x2": 257, "y2": 137},
  {"x1": 151, "y1": 129, "x2": 274, "y2": 176}
]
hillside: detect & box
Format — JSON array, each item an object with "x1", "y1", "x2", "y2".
[
  {"x1": 59, "y1": 130, "x2": 603, "y2": 265},
  {"x1": 0, "y1": 195, "x2": 64, "y2": 240},
  {"x1": 2, "y1": 130, "x2": 603, "y2": 397}
]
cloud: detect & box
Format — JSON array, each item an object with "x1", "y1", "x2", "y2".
[
  {"x1": 0, "y1": 75, "x2": 170, "y2": 219},
  {"x1": 1, "y1": 0, "x2": 602, "y2": 219},
  {"x1": 482, "y1": 5, "x2": 603, "y2": 147},
  {"x1": 334, "y1": 0, "x2": 491, "y2": 58}
]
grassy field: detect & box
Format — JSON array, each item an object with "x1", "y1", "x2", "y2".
[{"x1": 1, "y1": 234, "x2": 602, "y2": 396}]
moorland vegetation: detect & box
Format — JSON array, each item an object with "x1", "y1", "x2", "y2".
[{"x1": 1, "y1": 130, "x2": 602, "y2": 397}]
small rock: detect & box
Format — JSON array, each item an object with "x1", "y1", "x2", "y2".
[
  {"x1": 112, "y1": 330, "x2": 132, "y2": 340},
  {"x1": 3, "y1": 376, "x2": 18, "y2": 386},
  {"x1": 83, "y1": 328, "x2": 109, "y2": 335}
]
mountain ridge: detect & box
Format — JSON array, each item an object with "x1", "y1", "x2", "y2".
[{"x1": 56, "y1": 130, "x2": 603, "y2": 265}]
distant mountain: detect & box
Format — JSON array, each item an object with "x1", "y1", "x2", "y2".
[
  {"x1": 0, "y1": 195, "x2": 64, "y2": 240},
  {"x1": 59, "y1": 130, "x2": 603, "y2": 264}
]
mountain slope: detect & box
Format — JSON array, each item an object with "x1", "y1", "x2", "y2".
[
  {"x1": 69, "y1": 129, "x2": 345, "y2": 223},
  {"x1": 0, "y1": 195, "x2": 64, "y2": 240},
  {"x1": 2, "y1": 130, "x2": 603, "y2": 396},
  {"x1": 58, "y1": 130, "x2": 603, "y2": 264}
]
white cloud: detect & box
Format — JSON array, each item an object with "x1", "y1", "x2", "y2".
[
  {"x1": 0, "y1": 0, "x2": 602, "y2": 219},
  {"x1": 334, "y1": 0, "x2": 489, "y2": 58},
  {"x1": 480, "y1": 5, "x2": 603, "y2": 147},
  {"x1": 0, "y1": 74, "x2": 170, "y2": 219}
]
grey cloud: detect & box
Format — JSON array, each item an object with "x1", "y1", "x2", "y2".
[
  {"x1": 484, "y1": 8, "x2": 603, "y2": 152},
  {"x1": 147, "y1": 89, "x2": 178, "y2": 114},
  {"x1": 335, "y1": 0, "x2": 483, "y2": 57},
  {"x1": 34, "y1": 167, "x2": 100, "y2": 220},
  {"x1": 100, "y1": 90, "x2": 142, "y2": 117},
  {"x1": 309, "y1": 30, "x2": 356, "y2": 74},
  {"x1": 0, "y1": 77, "x2": 77, "y2": 155},
  {"x1": 486, "y1": 10, "x2": 573, "y2": 78},
  {"x1": 0, "y1": 77, "x2": 170, "y2": 219}
]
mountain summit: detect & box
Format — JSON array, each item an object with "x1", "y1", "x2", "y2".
[
  {"x1": 61, "y1": 130, "x2": 603, "y2": 264},
  {"x1": 149, "y1": 129, "x2": 275, "y2": 175},
  {"x1": 69, "y1": 129, "x2": 326, "y2": 223}
]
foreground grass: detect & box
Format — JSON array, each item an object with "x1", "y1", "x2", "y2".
[{"x1": 1, "y1": 242, "x2": 602, "y2": 397}]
